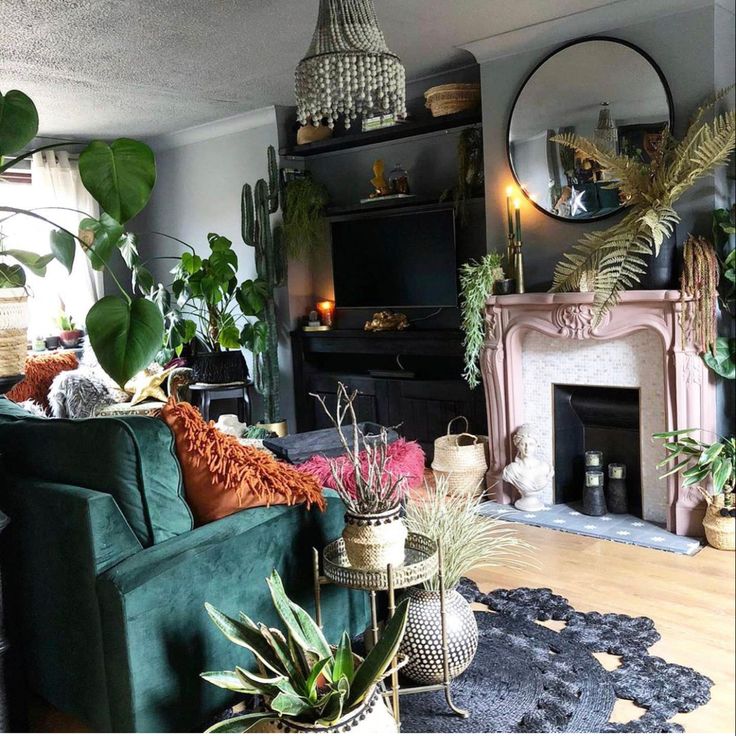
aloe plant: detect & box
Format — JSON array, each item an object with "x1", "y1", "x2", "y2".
[{"x1": 203, "y1": 570, "x2": 409, "y2": 732}]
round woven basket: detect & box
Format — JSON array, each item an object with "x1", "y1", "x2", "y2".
[
  {"x1": 0, "y1": 288, "x2": 28, "y2": 378},
  {"x1": 431, "y1": 417, "x2": 489, "y2": 496},
  {"x1": 703, "y1": 502, "x2": 735, "y2": 551},
  {"x1": 424, "y1": 83, "x2": 480, "y2": 117},
  {"x1": 342, "y1": 507, "x2": 407, "y2": 571}
]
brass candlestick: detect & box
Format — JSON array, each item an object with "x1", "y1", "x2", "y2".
[
  {"x1": 513, "y1": 239, "x2": 525, "y2": 294},
  {"x1": 506, "y1": 233, "x2": 515, "y2": 270}
]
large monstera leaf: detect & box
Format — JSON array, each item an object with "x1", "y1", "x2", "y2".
[
  {"x1": 86, "y1": 296, "x2": 164, "y2": 387},
  {"x1": 79, "y1": 138, "x2": 156, "y2": 224},
  {"x1": 0, "y1": 90, "x2": 38, "y2": 156}
]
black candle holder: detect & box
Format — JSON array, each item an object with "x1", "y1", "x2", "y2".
[
  {"x1": 606, "y1": 463, "x2": 628, "y2": 514},
  {"x1": 583, "y1": 470, "x2": 607, "y2": 516}
]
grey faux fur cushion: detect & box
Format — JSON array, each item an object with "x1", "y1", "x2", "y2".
[{"x1": 48, "y1": 368, "x2": 128, "y2": 419}]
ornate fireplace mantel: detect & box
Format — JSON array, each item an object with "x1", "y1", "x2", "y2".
[{"x1": 480, "y1": 290, "x2": 717, "y2": 536}]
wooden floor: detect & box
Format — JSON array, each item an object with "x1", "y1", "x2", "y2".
[
  {"x1": 470, "y1": 523, "x2": 736, "y2": 733},
  {"x1": 28, "y1": 524, "x2": 735, "y2": 733}
]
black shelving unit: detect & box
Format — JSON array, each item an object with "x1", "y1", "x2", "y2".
[{"x1": 279, "y1": 108, "x2": 481, "y2": 158}]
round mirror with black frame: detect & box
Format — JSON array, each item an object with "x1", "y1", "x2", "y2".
[{"x1": 507, "y1": 37, "x2": 673, "y2": 223}]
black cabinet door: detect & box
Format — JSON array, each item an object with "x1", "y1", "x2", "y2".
[
  {"x1": 387, "y1": 380, "x2": 486, "y2": 462},
  {"x1": 304, "y1": 374, "x2": 387, "y2": 430}
]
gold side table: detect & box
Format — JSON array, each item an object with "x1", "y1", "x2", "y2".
[{"x1": 312, "y1": 532, "x2": 469, "y2": 730}]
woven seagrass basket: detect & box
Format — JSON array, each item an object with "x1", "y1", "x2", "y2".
[
  {"x1": 702, "y1": 499, "x2": 735, "y2": 551},
  {"x1": 424, "y1": 83, "x2": 481, "y2": 117},
  {"x1": 0, "y1": 288, "x2": 28, "y2": 377},
  {"x1": 431, "y1": 416, "x2": 489, "y2": 497},
  {"x1": 342, "y1": 507, "x2": 407, "y2": 571}
]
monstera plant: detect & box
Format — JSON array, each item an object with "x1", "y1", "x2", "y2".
[{"x1": 0, "y1": 88, "x2": 162, "y2": 386}]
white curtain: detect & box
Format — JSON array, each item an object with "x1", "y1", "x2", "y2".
[{"x1": 30, "y1": 150, "x2": 103, "y2": 324}]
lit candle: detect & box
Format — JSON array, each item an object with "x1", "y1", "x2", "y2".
[
  {"x1": 514, "y1": 198, "x2": 522, "y2": 243},
  {"x1": 585, "y1": 450, "x2": 603, "y2": 468},
  {"x1": 317, "y1": 300, "x2": 335, "y2": 327},
  {"x1": 608, "y1": 463, "x2": 626, "y2": 480},
  {"x1": 505, "y1": 186, "x2": 514, "y2": 238}
]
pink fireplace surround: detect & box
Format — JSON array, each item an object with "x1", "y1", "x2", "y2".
[{"x1": 480, "y1": 290, "x2": 717, "y2": 536}]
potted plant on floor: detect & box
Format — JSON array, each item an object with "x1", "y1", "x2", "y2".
[
  {"x1": 655, "y1": 430, "x2": 735, "y2": 550},
  {"x1": 400, "y1": 477, "x2": 534, "y2": 683},
  {"x1": 312, "y1": 382, "x2": 409, "y2": 570},
  {"x1": 203, "y1": 570, "x2": 409, "y2": 733}
]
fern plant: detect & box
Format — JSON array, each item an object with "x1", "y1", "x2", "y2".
[
  {"x1": 283, "y1": 177, "x2": 329, "y2": 259},
  {"x1": 551, "y1": 87, "x2": 736, "y2": 321},
  {"x1": 459, "y1": 252, "x2": 504, "y2": 388}
]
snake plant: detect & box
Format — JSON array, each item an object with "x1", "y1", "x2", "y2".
[{"x1": 203, "y1": 570, "x2": 409, "y2": 732}]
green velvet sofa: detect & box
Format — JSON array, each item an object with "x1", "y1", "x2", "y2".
[{"x1": 0, "y1": 397, "x2": 370, "y2": 732}]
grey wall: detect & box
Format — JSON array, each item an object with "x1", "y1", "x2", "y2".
[
  {"x1": 480, "y1": 4, "x2": 735, "y2": 292},
  {"x1": 134, "y1": 112, "x2": 299, "y2": 427}
]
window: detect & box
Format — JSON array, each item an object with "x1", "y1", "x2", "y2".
[{"x1": 0, "y1": 151, "x2": 102, "y2": 341}]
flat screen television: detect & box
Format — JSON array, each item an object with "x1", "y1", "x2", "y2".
[{"x1": 331, "y1": 208, "x2": 457, "y2": 308}]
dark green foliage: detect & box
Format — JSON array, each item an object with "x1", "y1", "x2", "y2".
[{"x1": 283, "y1": 177, "x2": 329, "y2": 259}]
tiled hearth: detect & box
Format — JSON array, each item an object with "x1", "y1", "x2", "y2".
[
  {"x1": 478, "y1": 501, "x2": 703, "y2": 555},
  {"x1": 480, "y1": 290, "x2": 717, "y2": 539}
]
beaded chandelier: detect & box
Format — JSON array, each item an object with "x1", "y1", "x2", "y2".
[{"x1": 295, "y1": 0, "x2": 407, "y2": 129}]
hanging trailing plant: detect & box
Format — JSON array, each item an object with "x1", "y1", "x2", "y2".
[
  {"x1": 440, "y1": 126, "x2": 484, "y2": 225},
  {"x1": 282, "y1": 176, "x2": 329, "y2": 259},
  {"x1": 550, "y1": 87, "x2": 736, "y2": 323},
  {"x1": 459, "y1": 252, "x2": 504, "y2": 388}
]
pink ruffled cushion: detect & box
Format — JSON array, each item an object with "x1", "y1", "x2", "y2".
[{"x1": 297, "y1": 438, "x2": 426, "y2": 495}]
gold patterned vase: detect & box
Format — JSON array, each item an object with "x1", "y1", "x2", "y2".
[{"x1": 341, "y1": 507, "x2": 407, "y2": 571}]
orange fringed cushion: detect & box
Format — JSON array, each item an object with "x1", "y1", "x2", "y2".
[
  {"x1": 7, "y1": 351, "x2": 79, "y2": 410},
  {"x1": 160, "y1": 398, "x2": 325, "y2": 524}
]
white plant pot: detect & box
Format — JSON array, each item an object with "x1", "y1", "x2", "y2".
[
  {"x1": 257, "y1": 688, "x2": 398, "y2": 733},
  {"x1": 342, "y1": 507, "x2": 407, "y2": 571}
]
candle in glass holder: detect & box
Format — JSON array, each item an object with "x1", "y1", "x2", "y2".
[
  {"x1": 583, "y1": 470, "x2": 607, "y2": 515},
  {"x1": 606, "y1": 463, "x2": 628, "y2": 514},
  {"x1": 316, "y1": 300, "x2": 335, "y2": 327},
  {"x1": 585, "y1": 450, "x2": 603, "y2": 469}
]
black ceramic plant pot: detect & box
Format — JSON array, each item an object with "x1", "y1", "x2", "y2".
[
  {"x1": 190, "y1": 351, "x2": 248, "y2": 384},
  {"x1": 638, "y1": 232, "x2": 677, "y2": 290}
]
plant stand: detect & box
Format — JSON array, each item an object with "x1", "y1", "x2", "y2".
[{"x1": 312, "y1": 532, "x2": 469, "y2": 731}]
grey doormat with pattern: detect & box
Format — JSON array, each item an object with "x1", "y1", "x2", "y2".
[
  {"x1": 478, "y1": 501, "x2": 703, "y2": 555},
  {"x1": 396, "y1": 580, "x2": 713, "y2": 733},
  {"x1": 211, "y1": 582, "x2": 713, "y2": 733}
]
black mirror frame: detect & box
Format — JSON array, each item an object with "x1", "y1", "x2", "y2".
[{"x1": 506, "y1": 35, "x2": 674, "y2": 225}]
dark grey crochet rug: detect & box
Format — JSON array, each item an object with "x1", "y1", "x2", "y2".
[
  {"x1": 397, "y1": 579, "x2": 713, "y2": 733},
  {"x1": 211, "y1": 581, "x2": 713, "y2": 733}
]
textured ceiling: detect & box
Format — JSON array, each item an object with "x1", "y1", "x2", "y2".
[{"x1": 3, "y1": 0, "x2": 621, "y2": 138}]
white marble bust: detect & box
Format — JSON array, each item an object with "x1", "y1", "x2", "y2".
[{"x1": 502, "y1": 424, "x2": 555, "y2": 512}]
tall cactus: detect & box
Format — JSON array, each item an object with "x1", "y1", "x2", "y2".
[{"x1": 241, "y1": 145, "x2": 286, "y2": 424}]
